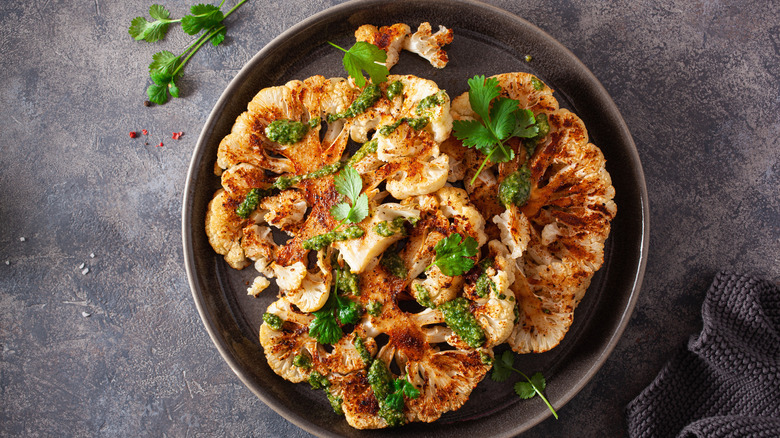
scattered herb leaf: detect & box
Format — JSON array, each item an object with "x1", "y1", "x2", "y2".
[
  {"x1": 490, "y1": 350, "x2": 558, "y2": 419},
  {"x1": 328, "y1": 41, "x2": 389, "y2": 87},
  {"x1": 428, "y1": 233, "x2": 478, "y2": 277}
]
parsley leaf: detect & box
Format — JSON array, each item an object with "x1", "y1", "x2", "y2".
[
  {"x1": 329, "y1": 41, "x2": 389, "y2": 88},
  {"x1": 452, "y1": 75, "x2": 544, "y2": 184},
  {"x1": 129, "y1": 4, "x2": 178, "y2": 43},
  {"x1": 489, "y1": 350, "x2": 558, "y2": 419},
  {"x1": 429, "y1": 233, "x2": 478, "y2": 277}
]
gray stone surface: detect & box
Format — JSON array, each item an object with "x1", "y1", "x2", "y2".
[{"x1": 0, "y1": 0, "x2": 777, "y2": 436}]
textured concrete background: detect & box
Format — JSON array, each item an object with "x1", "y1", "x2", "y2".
[{"x1": 1, "y1": 0, "x2": 778, "y2": 436}]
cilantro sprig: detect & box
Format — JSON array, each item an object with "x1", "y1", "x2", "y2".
[
  {"x1": 308, "y1": 269, "x2": 362, "y2": 345},
  {"x1": 129, "y1": 1, "x2": 248, "y2": 104},
  {"x1": 328, "y1": 41, "x2": 389, "y2": 87},
  {"x1": 427, "y1": 233, "x2": 478, "y2": 277},
  {"x1": 452, "y1": 75, "x2": 541, "y2": 184},
  {"x1": 331, "y1": 166, "x2": 369, "y2": 225},
  {"x1": 492, "y1": 350, "x2": 558, "y2": 419}
]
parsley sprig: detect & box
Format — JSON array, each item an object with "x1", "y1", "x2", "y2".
[
  {"x1": 331, "y1": 166, "x2": 369, "y2": 225},
  {"x1": 328, "y1": 41, "x2": 389, "y2": 87},
  {"x1": 452, "y1": 75, "x2": 540, "y2": 184},
  {"x1": 129, "y1": 1, "x2": 248, "y2": 104},
  {"x1": 492, "y1": 350, "x2": 558, "y2": 419},
  {"x1": 427, "y1": 233, "x2": 478, "y2": 277}
]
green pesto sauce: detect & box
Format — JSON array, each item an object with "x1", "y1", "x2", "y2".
[
  {"x1": 336, "y1": 265, "x2": 360, "y2": 296},
  {"x1": 346, "y1": 139, "x2": 378, "y2": 167},
  {"x1": 374, "y1": 216, "x2": 412, "y2": 237},
  {"x1": 378, "y1": 401, "x2": 406, "y2": 427},
  {"x1": 308, "y1": 117, "x2": 321, "y2": 129},
  {"x1": 353, "y1": 336, "x2": 373, "y2": 366},
  {"x1": 262, "y1": 312, "x2": 284, "y2": 331},
  {"x1": 326, "y1": 390, "x2": 344, "y2": 415},
  {"x1": 416, "y1": 90, "x2": 446, "y2": 113},
  {"x1": 479, "y1": 350, "x2": 493, "y2": 365},
  {"x1": 293, "y1": 352, "x2": 312, "y2": 369},
  {"x1": 308, "y1": 370, "x2": 329, "y2": 390},
  {"x1": 367, "y1": 359, "x2": 393, "y2": 402},
  {"x1": 475, "y1": 271, "x2": 496, "y2": 298},
  {"x1": 530, "y1": 76, "x2": 544, "y2": 91},
  {"x1": 328, "y1": 84, "x2": 382, "y2": 122},
  {"x1": 303, "y1": 225, "x2": 365, "y2": 251},
  {"x1": 378, "y1": 116, "x2": 429, "y2": 136},
  {"x1": 386, "y1": 80, "x2": 403, "y2": 100},
  {"x1": 498, "y1": 166, "x2": 532, "y2": 208},
  {"x1": 273, "y1": 161, "x2": 344, "y2": 191},
  {"x1": 414, "y1": 284, "x2": 435, "y2": 309},
  {"x1": 236, "y1": 188, "x2": 264, "y2": 218},
  {"x1": 380, "y1": 252, "x2": 407, "y2": 279},
  {"x1": 367, "y1": 300, "x2": 383, "y2": 317},
  {"x1": 265, "y1": 119, "x2": 309, "y2": 145},
  {"x1": 439, "y1": 297, "x2": 486, "y2": 349}
]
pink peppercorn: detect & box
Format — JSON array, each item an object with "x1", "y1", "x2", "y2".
[{"x1": 129, "y1": 131, "x2": 137, "y2": 138}]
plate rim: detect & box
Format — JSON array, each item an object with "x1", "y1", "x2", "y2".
[{"x1": 182, "y1": 0, "x2": 650, "y2": 435}]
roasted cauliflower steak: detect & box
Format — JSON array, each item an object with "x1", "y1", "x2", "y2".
[{"x1": 205, "y1": 31, "x2": 615, "y2": 427}]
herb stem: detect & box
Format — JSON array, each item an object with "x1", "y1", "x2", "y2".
[
  {"x1": 172, "y1": 24, "x2": 224, "y2": 77},
  {"x1": 511, "y1": 366, "x2": 558, "y2": 419},
  {"x1": 223, "y1": 0, "x2": 248, "y2": 18}
]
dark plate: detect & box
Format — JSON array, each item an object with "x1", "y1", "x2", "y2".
[{"x1": 182, "y1": 0, "x2": 649, "y2": 436}]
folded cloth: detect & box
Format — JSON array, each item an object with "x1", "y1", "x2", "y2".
[{"x1": 626, "y1": 271, "x2": 780, "y2": 438}]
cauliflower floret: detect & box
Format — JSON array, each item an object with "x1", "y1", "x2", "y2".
[
  {"x1": 205, "y1": 189, "x2": 250, "y2": 269},
  {"x1": 354, "y1": 23, "x2": 411, "y2": 69},
  {"x1": 268, "y1": 261, "x2": 307, "y2": 291},
  {"x1": 410, "y1": 266, "x2": 462, "y2": 307},
  {"x1": 259, "y1": 190, "x2": 308, "y2": 234},
  {"x1": 403, "y1": 22, "x2": 454, "y2": 69},
  {"x1": 241, "y1": 224, "x2": 276, "y2": 265},
  {"x1": 386, "y1": 154, "x2": 449, "y2": 199},
  {"x1": 333, "y1": 203, "x2": 420, "y2": 273},
  {"x1": 247, "y1": 275, "x2": 271, "y2": 297},
  {"x1": 434, "y1": 186, "x2": 488, "y2": 247},
  {"x1": 283, "y1": 250, "x2": 332, "y2": 312},
  {"x1": 259, "y1": 298, "x2": 316, "y2": 383},
  {"x1": 471, "y1": 241, "x2": 517, "y2": 347},
  {"x1": 493, "y1": 205, "x2": 531, "y2": 260}
]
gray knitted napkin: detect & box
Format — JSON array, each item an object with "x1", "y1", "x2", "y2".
[{"x1": 626, "y1": 271, "x2": 780, "y2": 438}]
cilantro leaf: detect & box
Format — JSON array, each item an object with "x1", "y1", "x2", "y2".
[
  {"x1": 148, "y1": 4, "x2": 170, "y2": 20},
  {"x1": 130, "y1": 0, "x2": 248, "y2": 105},
  {"x1": 490, "y1": 97, "x2": 521, "y2": 141},
  {"x1": 330, "y1": 203, "x2": 352, "y2": 222},
  {"x1": 511, "y1": 109, "x2": 539, "y2": 138},
  {"x1": 452, "y1": 119, "x2": 496, "y2": 152},
  {"x1": 330, "y1": 41, "x2": 389, "y2": 88},
  {"x1": 514, "y1": 380, "x2": 537, "y2": 399},
  {"x1": 401, "y1": 379, "x2": 420, "y2": 399},
  {"x1": 331, "y1": 167, "x2": 368, "y2": 225},
  {"x1": 430, "y1": 233, "x2": 478, "y2": 277},
  {"x1": 210, "y1": 26, "x2": 227, "y2": 46},
  {"x1": 491, "y1": 350, "x2": 515, "y2": 382},
  {"x1": 334, "y1": 166, "x2": 363, "y2": 202},
  {"x1": 129, "y1": 5, "x2": 176, "y2": 43},
  {"x1": 348, "y1": 193, "x2": 369, "y2": 223},
  {"x1": 148, "y1": 50, "x2": 180, "y2": 75},
  {"x1": 181, "y1": 4, "x2": 224, "y2": 35},
  {"x1": 336, "y1": 294, "x2": 361, "y2": 325},
  {"x1": 467, "y1": 75, "x2": 501, "y2": 122},
  {"x1": 309, "y1": 293, "x2": 343, "y2": 345}
]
